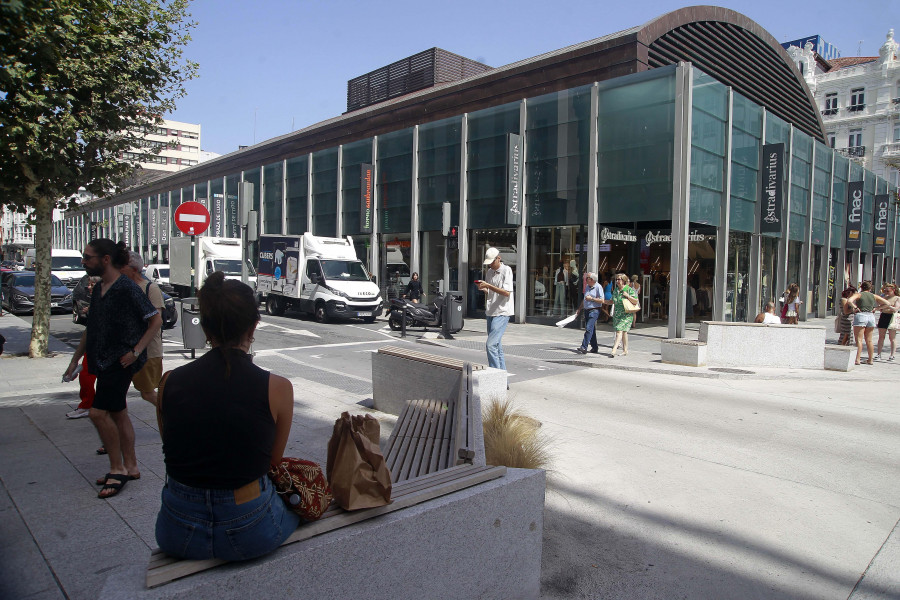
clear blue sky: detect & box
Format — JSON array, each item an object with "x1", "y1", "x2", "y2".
[{"x1": 166, "y1": 0, "x2": 900, "y2": 156}]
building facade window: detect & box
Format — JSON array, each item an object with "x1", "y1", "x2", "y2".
[
  {"x1": 823, "y1": 93, "x2": 838, "y2": 115},
  {"x1": 849, "y1": 129, "x2": 862, "y2": 149},
  {"x1": 827, "y1": 133, "x2": 835, "y2": 148},
  {"x1": 849, "y1": 88, "x2": 865, "y2": 111}
]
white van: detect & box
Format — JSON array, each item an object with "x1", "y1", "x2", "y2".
[{"x1": 26, "y1": 248, "x2": 87, "y2": 289}]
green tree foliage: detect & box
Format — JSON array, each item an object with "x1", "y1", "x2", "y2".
[{"x1": 0, "y1": 0, "x2": 197, "y2": 356}]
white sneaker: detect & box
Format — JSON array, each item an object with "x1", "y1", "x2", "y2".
[{"x1": 66, "y1": 408, "x2": 90, "y2": 419}]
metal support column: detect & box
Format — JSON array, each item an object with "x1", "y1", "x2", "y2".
[
  {"x1": 370, "y1": 140, "x2": 380, "y2": 284},
  {"x1": 800, "y1": 140, "x2": 816, "y2": 321},
  {"x1": 335, "y1": 146, "x2": 343, "y2": 237},
  {"x1": 747, "y1": 111, "x2": 766, "y2": 321},
  {"x1": 820, "y1": 150, "x2": 835, "y2": 317},
  {"x1": 307, "y1": 153, "x2": 314, "y2": 234},
  {"x1": 410, "y1": 125, "x2": 420, "y2": 277},
  {"x1": 587, "y1": 83, "x2": 600, "y2": 276},
  {"x1": 458, "y1": 114, "x2": 470, "y2": 317},
  {"x1": 669, "y1": 62, "x2": 693, "y2": 339},
  {"x1": 515, "y1": 99, "x2": 528, "y2": 323},
  {"x1": 776, "y1": 128, "x2": 793, "y2": 304}
]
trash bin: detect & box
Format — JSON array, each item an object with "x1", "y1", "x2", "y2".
[
  {"x1": 443, "y1": 291, "x2": 464, "y2": 334},
  {"x1": 179, "y1": 297, "x2": 206, "y2": 350}
]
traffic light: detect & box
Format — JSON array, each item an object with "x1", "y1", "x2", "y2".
[{"x1": 447, "y1": 226, "x2": 458, "y2": 250}]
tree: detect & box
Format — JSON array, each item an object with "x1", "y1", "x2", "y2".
[{"x1": 0, "y1": 0, "x2": 197, "y2": 357}]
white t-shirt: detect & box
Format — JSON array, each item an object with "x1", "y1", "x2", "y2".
[
  {"x1": 485, "y1": 263, "x2": 514, "y2": 317},
  {"x1": 763, "y1": 312, "x2": 781, "y2": 324}
]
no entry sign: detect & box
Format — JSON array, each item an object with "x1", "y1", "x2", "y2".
[{"x1": 174, "y1": 201, "x2": 211, "y2": 236}]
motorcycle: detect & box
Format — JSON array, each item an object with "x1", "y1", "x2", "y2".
[{"x1": 388, "y1": 295, "x2": 464, "y2": 333}]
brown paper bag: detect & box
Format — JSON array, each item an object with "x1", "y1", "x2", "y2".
[{"x1": 326, "y1": 412, "x2": 392, "y2": 510}]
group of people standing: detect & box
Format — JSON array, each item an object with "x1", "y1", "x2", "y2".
[{"x1": 839, "y1": 281, "x2": 899, "y2": 365}]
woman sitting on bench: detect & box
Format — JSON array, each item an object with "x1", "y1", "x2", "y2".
[{"x1": 154, "y1": 272, "x2": 299, "y2": 560}]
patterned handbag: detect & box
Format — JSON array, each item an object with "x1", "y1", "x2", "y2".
[{"x1": 267, "y1": 458, "x2": 333, "y2": 521}]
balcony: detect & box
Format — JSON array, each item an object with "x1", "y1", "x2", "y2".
[
  {"x1": 821, "y1": 108, "x2": 839, "y2": 117},
  {"x1": 837, "y1": 146, "x2": 866, "y2": 158},
  {"x1": 883, "y1": 143, "x2": 900, "y2": 159},
  {"x1": 847, "y1": 104, "x2": 866, "y2": 113}
]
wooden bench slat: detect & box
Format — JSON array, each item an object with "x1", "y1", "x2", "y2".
[
  {"x1": 396, "y1": 400, "x2": 432, "y2": 482},
  {"x1": 377, "y1": 345, "x2": 486, "y2": 371},
  {"x1": 146, "y1": 465, "x2": 507, "y2": 588}
]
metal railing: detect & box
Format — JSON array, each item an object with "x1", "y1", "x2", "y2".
[
  {"x1": 882, "y1": 142, "x2": 900, "y2": 157},
  {"x1": 837, "y1": 146, "x2": 866, "y2": 158}
]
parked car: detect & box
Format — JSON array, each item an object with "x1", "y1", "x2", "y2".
[
  {"x1": 70, "y1": 274, "x2": 177, "y2": 329},
  {"x1": 1, "y1": 271, "x2": 73, "y2": 315}
]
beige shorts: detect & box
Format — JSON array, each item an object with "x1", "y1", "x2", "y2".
[{"x1": 132, "y1": 357, "x2": 163, "y2": 393}]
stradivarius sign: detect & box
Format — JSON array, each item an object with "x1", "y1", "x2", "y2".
[
  {"x1": 845, "y1": 181, "x2": 863, "y2": 250},
  {"x1": 759, "y1": 143, "x2": 784, "y2": 235}
]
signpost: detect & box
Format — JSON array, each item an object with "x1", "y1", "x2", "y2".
[{"x1": 174, "y1": 201, "x2": 210, "y2": 297}]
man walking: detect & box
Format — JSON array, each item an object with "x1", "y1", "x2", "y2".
[
  {"x1": 64, "y1": 240, "x2": 161, "y2": 499},
  {"x1": 575, "y1": 272, "x2": 603, "y2": 354},
  {"x1": 478, "y1": 248, "x2": 514, "y2": 381},
  {"x1": 122, "y1": 251, "x2": 164, "y2": 407}
]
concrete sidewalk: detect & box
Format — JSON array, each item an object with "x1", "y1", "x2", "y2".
[{"x1": 1, "y1": 312, "x2": 898, "y2": 599}]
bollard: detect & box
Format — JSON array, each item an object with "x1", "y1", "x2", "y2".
[{"x1": 401, "y1": 304, "x2": 407, "y2": 338}]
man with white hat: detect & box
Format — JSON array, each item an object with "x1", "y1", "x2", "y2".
[{"x1": 478, "y1": 247, "x2": 514, "y2": 381}]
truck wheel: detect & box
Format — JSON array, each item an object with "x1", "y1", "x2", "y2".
[
  {"x1": 266, "y1": 295, "x2": 285, "y2": 316},
  {"x1": 314, "y1": 302, "x2": 328, "y2": 323}
]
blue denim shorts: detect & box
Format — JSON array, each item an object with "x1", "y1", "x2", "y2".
[
  {"x1": 155, "y1": 475, "x2": 300, "y2": 561},
  {"x1": 853, "y1": 312, "x2": 876, "y2": 328}
]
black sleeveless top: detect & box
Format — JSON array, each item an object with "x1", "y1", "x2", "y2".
[{"x1": 161, "y1": 348, "x2": 274, "y2": 489}]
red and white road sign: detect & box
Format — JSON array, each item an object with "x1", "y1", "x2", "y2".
[{"x1": 174, "y1": 201, "x2": 210, "y2": 236}]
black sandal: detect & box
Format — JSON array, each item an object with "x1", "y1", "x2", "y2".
[
  {"x1": 96, "y1": 472, "x2": 140, "y2": 485},
  {"x1": 96, "y1": 446, "x2": 107, "y2": 455},
  {"x1": 98, "y1": 474, "x2": 130, "y2": 498}
]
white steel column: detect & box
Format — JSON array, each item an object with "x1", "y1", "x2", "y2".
[
  {"x1": 587, "y1": 83, "x2": 600, "y2": 275},
  {"x1": 307, "y1": 153, "x2": 314, "y2": 234},
  {"x1": 281, "y1": 161, "x2": 288, "y2": 235},
  {"x1": 335, "y1": 146, "x2": 343, "y2": 237},
  {"x1": 516, "y1": 99, "x2": 528, "y2": 323},
  {"x1": 748, "y1": 113, "x2": 766, "y2": 318},
  {"x1": 410, "y1": 126, "x2": 420, "y2": 276},
  {"x1": 669, "y1": 62, "x2": 693, "y2": 339},
  {"x1": 713, "y1": 88, "x2": 733, "y2": 321},
  {"x1": 370, "y1": 140, "x2": 380, "y2": 285},
  {"x1": 458, "y1": 114, "x2": 470, "y2": 317},
  {"x1": 800, "y1": 139, "x2": 815, "y2": 321},
  {"x1": 776, "y1": 127, "x2": 793, "y2": 302}
]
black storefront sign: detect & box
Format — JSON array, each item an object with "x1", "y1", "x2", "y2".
[
  {"x1": 873, "y1": 194, "x2": 889, "y2": 254},
  {"x1": 845, "y1": 181, "x2": 863, "y2": 249},
  {"x1": 211, "y1": 193, "x2": 224, "y2": 237},
  {"x1": 160, "y1": 207, "x2": 169, "y2": 244},
  {"x1": 759, "y1": 143, "x2": 784, "y2": 234},
  {"x1": 122, "y1": 214, "x2": 132, "y2": 248},
  {"x1": 360, "y1": 163, "x2": 374, "y2": 234},
  {"x1": 227, "y1": 193, "x2": 239, "y2": 238},
  {"x1": 149, "y1": 209, "x2": 158, "y2": 245},
  {"x1": 506, "y1": 133, "x2": 522, "y2": 226},
  {"x1": 65, "y1": 226, "x2": 73, "y2": 249}
]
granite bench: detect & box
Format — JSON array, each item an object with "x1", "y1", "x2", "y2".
[{"x1": 699, "y1": 321, "x2": 826, "y2": 370}]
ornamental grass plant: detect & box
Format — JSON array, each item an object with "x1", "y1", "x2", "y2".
[{"x1": 482, "y1": 396, "x2": 551, "y2": 470}]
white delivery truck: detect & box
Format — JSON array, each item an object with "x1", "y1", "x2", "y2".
[
  {"x1": 26, "y1": 248, "x2": 86, "y2": 289},
  {"x1": 257, "y1": 233, "x2": 382, "y2": 323},
  {"x1": 169, "y1": 236, "x2": 257, "y2": 298}
]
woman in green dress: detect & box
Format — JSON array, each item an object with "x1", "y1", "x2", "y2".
[{"x1": 606, "y1": 273, "x2": 638, "y2": 357}]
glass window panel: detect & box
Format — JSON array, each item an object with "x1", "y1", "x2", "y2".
[
  {"x1": 224, "y1": 173, "x2": 241, "y2": 238},
  {"x1": 526, "y1": 86, "x2": 591, "y2": 227},
  {"x1": 263, "y1": 162, "x2": 283, "y2": 235},
  {"x1": 467, "y1": 103, "x2": 520, "y2": 229},
  {"x1": 341, "y1": 139, "x2": 373, "y2": 237},
  {"x1": 598, "y1": 71, "x2": 676, "y2": 223},
  {"x1": 285, "y1": 156, "x2": 308, "y2": 235},
  {"x1": 209, "y1": 177, "x2": 225, "y2": 237},
  {"x1": 377, "y1": 129, "x2": 413, "y2": 234},
  {"x1": 312, "y1": 148, "x2": 338, "y2": 236},
  {"x1": 195, "y1": 181, "x2": 208, "y2": 208},
  {"x1": 418, "y1": 116, "x2": 461, "y2": 231}
]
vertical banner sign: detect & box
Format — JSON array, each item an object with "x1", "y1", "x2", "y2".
[
  {"x1": 90, "y1": 221, "x2": 99, "y2": 240},
  {"x1": 759, "y1": 143, "x2": 784, "y2": 234},
  {"x1": 227, "y1": 192, "x2": 240, "y2": 238},
  {"x1": 65, "y1": 226, "x2": 73, "y2": 250},
  {"x1": 160, "y1": 207, "x2": 169, "y2": 245},
  {"x1": 149, "y1": 209, "x2": 159, "y2": 245},
  {"x1": 360, "y1": 163, "x2": 374, "y2": 233},
  {"x1": 506, "y1": 133, "x2": 523, "y2": 226},
  {"x1": 845, "y1": 181, "x2": 863, "y2": 249},
  {"x1": 873, "y1": 194, "x2": 889, "y2": 254},
  {"x1": 122, "y1": 214, "x2": 132, "y2": 248},
  {"x1": 211, "y1": 193, "x2": 224, "y2": 237}
]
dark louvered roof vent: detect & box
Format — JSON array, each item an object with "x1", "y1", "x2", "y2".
[{"x1": 346, "y1": 48, "x2": 492, "y2": 113}]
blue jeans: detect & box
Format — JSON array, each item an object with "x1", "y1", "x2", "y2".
[
  {"x1": 581, "y1": 308, "x2": 600, "y2": 351},
  {"x1": 486, "y1": 315, "x2": 510, "y2": 370},
  {"x1": 155, "y1": 475, "x2": 300, "y2": 561}
]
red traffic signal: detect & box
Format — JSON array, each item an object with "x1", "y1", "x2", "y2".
[{"x1": 448, "y1": 226, "x2": 458, "y2": 250}]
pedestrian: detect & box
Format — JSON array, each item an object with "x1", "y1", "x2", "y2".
[
  {"x1": 122, "y1": 251, "x2": 164, "y2": 407},
  {"x1": 605, "y1": 273, "x2": 638, "y2": 357},
  {"x1": 875, "y1": 283, "x2": 900, "y2": 361},
  {"x1": 66, "y1": 276, "x2": 100, "y2": 420},
  {"x1": 601, "y1": 273, "x2": 613, "y2": 322},
  {"x1": 838, "y1": 286, "x2": 856, "y2": 346},
  {"x1": 846, "y1": 281, "x2": 892, "y2": 366},
  {"x1": 550, "y1": 260, "x2": 569, "y2": 317},
  {"x1": 574, "y1": 272, "x2": 603, "y2": 354},
  {"x1": 478, "y1": 247, "x2": 514, "y2": 381},
  {"x1": 403, "y1": 272, "x2": 423, "y2": 303},
  {"x1": 154, "y1": 272, "x2": 299, "y2": 560},
  {"x1": 782, "y1": 283, "x2": 802, "y2": 324},
  {"x1": 63, "y1": 239, "x2": 162, "y2": 499}
]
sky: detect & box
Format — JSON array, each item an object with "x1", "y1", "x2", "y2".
[{"x1": 166, "y1": 0, "x2": 900, "y2": 156}]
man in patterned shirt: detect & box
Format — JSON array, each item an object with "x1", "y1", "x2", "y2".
[{"x1": 64, "y1": 239, "x2": 162, "y2": 499}]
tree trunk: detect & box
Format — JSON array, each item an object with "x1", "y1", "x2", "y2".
[{"x1": 29, "y1": 196, "x2": 55, "y2": 358}]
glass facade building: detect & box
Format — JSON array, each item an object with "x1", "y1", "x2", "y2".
[{"x1": 55, "y1": 7, "x2": 900, "y2": 337}]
